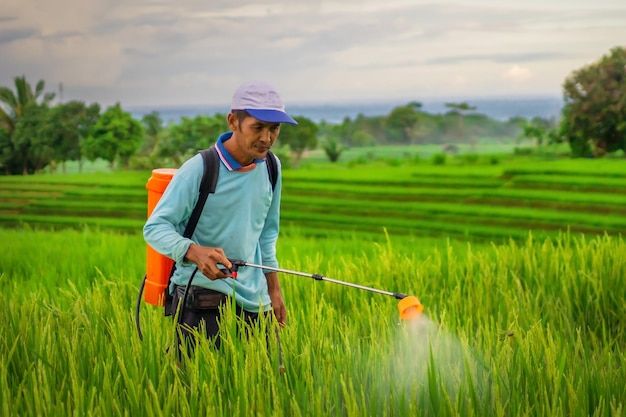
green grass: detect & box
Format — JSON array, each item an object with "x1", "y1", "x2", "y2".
[{"x1": 0, "y1": 228, "x2": 623, "y2": 416}]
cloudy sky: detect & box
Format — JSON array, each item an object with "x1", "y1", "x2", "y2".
[{"x1": 1, "y1": 0, "x2": 625, "y2": 108}]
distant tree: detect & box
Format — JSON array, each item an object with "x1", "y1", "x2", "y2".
[
  {"x1": 444, "y1": 102, "x2": 477, "y2": 144},
  {"x1": 48, "y1": 101, "x2": 100, "y2": 172},
  {"x1": 0, "y1": 76, "x2": 55, "y2": 174},
  {"x1": 520, "y1": 122, "x2": 546, "y2": 147},
  {"x1": 157, "y1": 115, "x2": 226, "y2": 166},
  {"x1": 408, "y1": 101, "x2": 423, "y2": 110},
  {"x1": 140, "y1": 111, "x2": 163, "y2": 156},
  {"x1": 519, "y1": 117, "x2": 555, "y2": 147},
  {"x1": 386, "y1": 103, "x2": 422, "y2": 144},
  {"x1": 322, "y1": 136, "x2": 346, "y2": 162},
  {"x1": 337, "y1": 116, "x2": 356, "y2": 145},
  {"x1": 0, "y1": 75, "x2": 55, "y2": 137},
  {"x1": 561, "y1": 46, "x2": 626, "y2": 157},
  {"x1": 444, "y1": 102, "x2": 476, "y2": 114},
  {"x1": 0, "y1": 129, "x2": 10, "y2": 174},
  {"x1": 83, "y1": 103, "x2": 143, "y2": 168},
  {"x1": 12, "y1": 103, "x2": 54, "y2": 174},
  {"x1": 278, "y1": 116, "x2": 318, "y2": 166},
  {"x1": 351, "y1": 130, "x2": 376, "y2": 146}
]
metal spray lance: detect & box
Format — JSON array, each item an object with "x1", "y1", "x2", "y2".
[{"x1": 222, "y1": 259, "x2": 425, "y2": 321}]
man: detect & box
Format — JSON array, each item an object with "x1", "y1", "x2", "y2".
[{"x1": 143, "y1": 81, "x2": 297, "y2": 352}]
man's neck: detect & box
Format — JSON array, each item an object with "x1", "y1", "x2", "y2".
[{"x1": 223, "y1": 133, "x2": 253, "y2": 166}]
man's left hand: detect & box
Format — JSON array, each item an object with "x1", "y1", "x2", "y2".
[{"x1": 269, "y1": 288, "x2": 287, "y2": 326}]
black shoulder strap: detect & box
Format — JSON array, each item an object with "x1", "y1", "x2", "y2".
[
  {"x1": 266, "y1": 150, "x2": 279, "y2": 191},
  {"x1": 164, "y1": 147, "x2": 219, "y2": 315},
  {"x1": 182, "y1": 147, "x2": 219, "y2": 239}
]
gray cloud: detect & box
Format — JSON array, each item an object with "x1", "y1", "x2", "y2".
[
  {"x1": 425, "y1": 52, "x2": 574, "y2": 65},
  {"x1": 0, "y1": 27, "x2": 38, "y2": 44}
]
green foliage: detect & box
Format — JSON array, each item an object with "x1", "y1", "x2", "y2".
[
  {"x1": 0, "y1": 76, "x2": 56, "y2": 174},
  {"x1": 157, "y1": 115, "x2": 226, "y2": 166},
  {"x1": 351, "y1": 129, "x2": 376, "y2": 146},
  {"x1": 519, "y1": 117, "x2": 557, "y2": 147},
  {"x1": 513, "y1": 146, "x2": 534, "y2": 156},
  {"x1": 139, "y1": 111, "x2": 163, "y2": 156},
  {"x1": 562, "y1": 46, "x2": 626, "y2": 156},
  {"x1": 333, "y1": 114, "x2": 387, "y2": 147},
  {"x1": 0, "y1": 75, "x2": 55, "y2": 137},
  {"x1": 83, "y1": 104, "x2": 144, "y2": 168},
  {"x1": 444, "y1": 102, "x2": 476, "y2": 114},
  {"x1": 321, "y1": 136, "x2": 345, "y2": 162},
  {"x1": 431, "y1": 152, "x2": 446, "y2": 165},
  {"x1": 459, "y1": 153, "x2": 479, "y2": 164},
  {"x1": 48, "y1": 101, "x2": 100, "y2": 172},
  {"x1": 278, "y1": 116, "x2": 318, "y2": 166},
  {"x1": 385, "y1": 103, "x2": 421, "y2": 143},
  {"x1": 334, "y1": 103, "x2": 521, "y2": 147},
  {"x1": 488, "y1": 155, "x2": 500, "y2": 165},
  {"x1": 11, "y1": 103, "x2": 54, "y2": 174}
]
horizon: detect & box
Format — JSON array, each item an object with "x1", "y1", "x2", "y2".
[{"x1": 127, "y1": 95, "x2": 564, "y2": 124}]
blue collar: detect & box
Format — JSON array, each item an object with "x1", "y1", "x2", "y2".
[{"x1": 215, "y1": 132, "x2": 266, "y2": 171}]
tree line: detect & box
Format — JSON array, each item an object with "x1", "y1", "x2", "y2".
[
  {"x1": 1, "y1": 46, "x2": 623, "y2": 175},
  {"x1": 0, "y1": 77, "x2": 321, "y2": 174}
]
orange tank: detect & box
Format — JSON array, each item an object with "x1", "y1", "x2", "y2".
[{"x1": 145, "y1": 168, "x2": 178, "y2": 306}]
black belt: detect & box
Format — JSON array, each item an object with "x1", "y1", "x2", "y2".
[{"x1": 174, "y1": 285, "x2": 228, "y2": 310}]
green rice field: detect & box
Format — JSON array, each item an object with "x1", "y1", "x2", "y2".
[
  {"x1": 0, "y1": 157, "x2": 625, "y2": 240},
  {"x1": 0, "y1": 155, "x2": 624, "y2": 416},
  {"x1": 0, "y1": 229, "x2": 623, "y2": 416}
]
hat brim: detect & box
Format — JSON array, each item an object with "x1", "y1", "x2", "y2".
[{"x1": 245, "y1": 109, "x2": 298, "y2": 125}]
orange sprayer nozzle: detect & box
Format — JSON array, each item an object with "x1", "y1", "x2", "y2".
[{"x1": 398, "y1": 295, "x2": 424, "y2": 320}]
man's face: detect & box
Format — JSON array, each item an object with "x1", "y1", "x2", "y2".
[{"x1": 228, "y1": 113, "x2": 281, "y2": 162}]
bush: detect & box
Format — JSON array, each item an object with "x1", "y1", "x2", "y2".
[
  {"x1": 461, "y1": 153, "x2": 479, "y2": 164},
  {"x1": 385, "y1": 158, "x2": 402, "y2": 167},
  {"x1": 431, "y1": 153, "x2": 447, "y2": 165},
  {"x1": 513, "y1": 147, "x2": 534, "y2": 156},
  {"x1": 322, "y1": 137, "x2": 345, "y2": 162}
]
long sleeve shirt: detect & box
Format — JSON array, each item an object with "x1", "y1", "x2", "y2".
[{"x1": 143, "y1": 132, "x2": 281, "y2": 312}]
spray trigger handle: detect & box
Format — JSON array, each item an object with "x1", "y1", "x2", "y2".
[{"x1": 218, "y1": 259, "x2": 245, "y2": 278}]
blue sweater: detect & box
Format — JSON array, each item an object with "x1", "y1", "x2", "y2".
[{"x1": 143, "y1": 134, "x2": 281, "y2": 312}]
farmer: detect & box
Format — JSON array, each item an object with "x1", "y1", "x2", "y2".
[{"x1": 143, "y1": 81, "x2": 296, "y2": 354}]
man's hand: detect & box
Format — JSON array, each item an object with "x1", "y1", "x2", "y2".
[
  {"x1": 184, "y1": 244, "x2": 232, "y2": 280},
  {"x1": 266, "y1": 271, "x2": 287, "y2": 326},
  {"x1": 269, "y1": 288, "x2": 287, "y2": 326}
]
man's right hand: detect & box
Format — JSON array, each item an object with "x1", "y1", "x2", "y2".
[{"x1": 184, "y1": 244, "x2": 233, "y2": 280}]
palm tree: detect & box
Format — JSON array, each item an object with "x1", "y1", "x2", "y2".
[
  {"x1": 0, "y1": 75, "x2": 55, "y2": 136},
  {"x1": 0, "y1": 76, "x2": 55, "y2": 174}
]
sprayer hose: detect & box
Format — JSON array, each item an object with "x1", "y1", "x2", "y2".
[{"x1": 135, "y1": 275, "x2": 147, "y2": 341}]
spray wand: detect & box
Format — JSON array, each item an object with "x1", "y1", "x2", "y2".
[{"x1": 223, "y1": 259, "x2": 424, "y2": 321}]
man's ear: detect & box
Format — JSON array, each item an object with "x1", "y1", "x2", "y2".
[{"x1": 227, "y1": 112, "x2": 238, "y2": 131}]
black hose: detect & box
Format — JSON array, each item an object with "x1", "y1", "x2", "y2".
[
  {"x1": 178, "y1": 267, "x2": 199, "y2": 326},
  {"x1": 136, "y1": 267, "x2": 198, "y2": 344},
  {"x1": 135, "y1": 275, "x2": 147, "y2": 341}
]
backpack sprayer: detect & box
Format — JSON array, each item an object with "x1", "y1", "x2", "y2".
[{"x1": 136, "y1": 160, "x2": 424, "y2": 343}]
